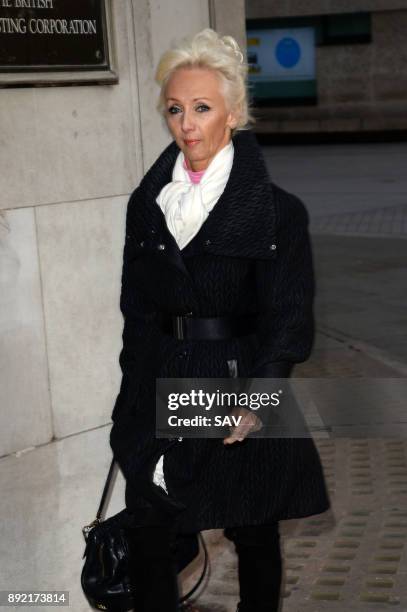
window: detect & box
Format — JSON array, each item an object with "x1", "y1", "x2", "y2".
[{"x1": 246, "y1": 12, "x2": 371, "y2": 106}]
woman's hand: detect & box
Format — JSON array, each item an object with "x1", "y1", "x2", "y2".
[{"x1": 223, "y1": 407, "x2": 263, "y2": 444}]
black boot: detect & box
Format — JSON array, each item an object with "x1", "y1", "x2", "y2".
[
  {"x1": 127, "y1": 524, "x2": 180, "y2": 612},
  {"x1": 226, "y1": 523, "x2": 282, "y2": 612}
]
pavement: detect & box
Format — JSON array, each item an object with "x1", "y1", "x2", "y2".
[{"x1": 0, "y1": 142, "x2": 406, "y2": 611}]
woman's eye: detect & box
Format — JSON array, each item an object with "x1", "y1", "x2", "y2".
[{"x1": 166, "y1": 104, "x2": 210, "y2": 114}]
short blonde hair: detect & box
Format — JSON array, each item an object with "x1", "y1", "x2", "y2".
[{"x1": 155, "y1": 28, "x2": 254, "y2": 132}]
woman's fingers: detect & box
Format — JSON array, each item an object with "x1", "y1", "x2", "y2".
[{"x1": 223, "y1": 408, "x2": 263, "y2": 444}]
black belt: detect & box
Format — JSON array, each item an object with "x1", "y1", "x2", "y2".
[{"x1": 158, "y1": 312, "x2": 259, "y2": 340}]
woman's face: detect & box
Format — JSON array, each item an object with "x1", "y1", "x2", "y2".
[{"x1": 164, "y1": 66, "x2": 238, "y2": 172}]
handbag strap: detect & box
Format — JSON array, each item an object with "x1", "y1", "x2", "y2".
[
  {"x1": 178, "y1": 532, "x2": 209, "y2": 605},
  {"x1": 96, "y1": 456, "x2": 116, "y2": 520}
]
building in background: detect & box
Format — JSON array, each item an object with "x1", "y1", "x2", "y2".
[{"x1": 246, "y1": 0, "x2": 407, "y2": 140}]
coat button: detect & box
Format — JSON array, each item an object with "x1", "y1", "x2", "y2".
[
  {"x1": 151, "y1": 229, "x2": 156, "y2": 234},
  {"x1": 203, "y1": 239, "x2": 211, "y2": 247},
  {"x1": 270, "y1": 244, "x2": 276, "y2": 250},
  {"x1": 157, "y1": 243, "x2": 166, "y2": 250},
  {"x1": 139, "y1": 240, "x2": 145, "y2": 247},
  {"x1": 178, "y1": 437, "x2": 183, "y2": 442}
]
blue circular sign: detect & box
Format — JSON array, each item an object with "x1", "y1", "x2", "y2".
[{"x1": 275, "y1": 37, "x2": 301, "y2": 68}]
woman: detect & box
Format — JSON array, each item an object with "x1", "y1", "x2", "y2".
[{"x1": 109, "y1": 28, "x2": 330, "y2": 612}]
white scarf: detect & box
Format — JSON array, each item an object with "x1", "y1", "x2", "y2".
[{"x1": 156, "y1": 140, "x2": 234, "y2": 250}]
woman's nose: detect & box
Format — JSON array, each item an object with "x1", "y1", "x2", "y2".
[{"x1": 181, "y1": 110, "x2": 195, "y2": 132}]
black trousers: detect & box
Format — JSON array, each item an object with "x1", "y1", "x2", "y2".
[{"x1": 126, "y1": 522, "x2": 282, "y2": 612}]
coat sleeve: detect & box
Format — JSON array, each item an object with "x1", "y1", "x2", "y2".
[
  {"x1": 109, "y1": 191, "x2": 185, "y2": 519},
  {"x1": 110, "y1": 189, "x2": 157, "y2": 425},
  {"x1": 248, "y1": 185, "x2": 315, "y2": 379}
]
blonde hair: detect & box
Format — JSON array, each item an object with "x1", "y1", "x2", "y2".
[{"x1": 155, "y1": 28, "x2": 254, "y2": 132}]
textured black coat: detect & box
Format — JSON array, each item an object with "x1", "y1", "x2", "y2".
[{"x1": 109, "y1": 129, "x2": 330, "y2": 534}]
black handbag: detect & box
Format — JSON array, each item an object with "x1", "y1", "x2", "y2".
[{"x1": 81, "y1": 456, "x2": 209, "y2": 611}]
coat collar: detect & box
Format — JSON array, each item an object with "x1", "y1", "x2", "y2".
[{"x1": 130, "y1": 129, "x2": 277, "y2": 281}]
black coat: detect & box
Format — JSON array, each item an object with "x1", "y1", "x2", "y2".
[{"x1": 109, "y1": 129, "x2": 330, "y2": 534}]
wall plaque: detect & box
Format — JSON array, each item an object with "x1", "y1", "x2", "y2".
[{"x1": 0, "y1": 0, "x2": 117, "y2": 86}]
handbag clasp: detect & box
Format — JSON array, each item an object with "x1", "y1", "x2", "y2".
[{"x1": 82, "y1": 518, "x2": 101, "y2": 541}]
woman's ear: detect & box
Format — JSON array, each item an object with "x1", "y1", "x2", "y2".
[{"x1": 226, "y1": 106, "x2": 240, "y2": 130}]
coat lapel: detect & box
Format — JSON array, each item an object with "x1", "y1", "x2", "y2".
[{"x1": 130, "y1": 129, "x2": 278, "y2": 282}]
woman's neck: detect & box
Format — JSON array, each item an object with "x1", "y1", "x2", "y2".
[
  {"x1": 183, "y1": 158, "x2": 205, "y2": 184},
  {"x1": 184, "y1": 138, "x2": 232, "y2": 173}
]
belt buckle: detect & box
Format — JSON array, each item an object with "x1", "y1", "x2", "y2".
[
  {"x1": 173, "y1": 315, "x2": 186, "y2": 339},
  {"x1": 173, "y1": 312, "x2": 193, "y2": 339}
]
